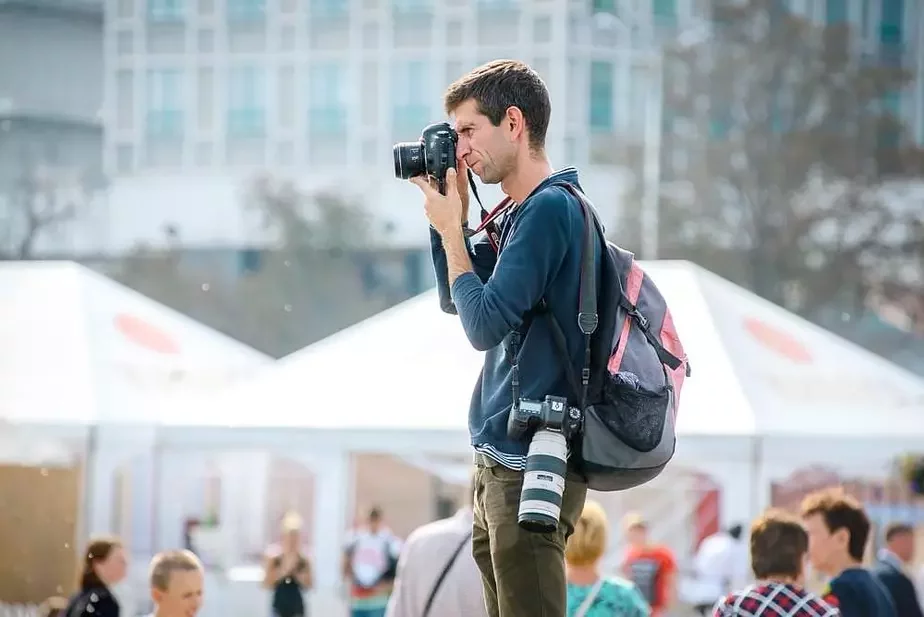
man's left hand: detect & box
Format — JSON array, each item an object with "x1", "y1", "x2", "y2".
[{"x1": 410, "y1": 168, "x2": 464, "y2": 237}]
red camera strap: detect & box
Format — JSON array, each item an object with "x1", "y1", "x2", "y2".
[{"x1": 466, "y1": 168, "x2": 517, "y2": 253}]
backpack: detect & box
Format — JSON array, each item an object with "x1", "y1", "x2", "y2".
[{"x1": 544, "y1": 182, "x2": 690, "y2": 492}]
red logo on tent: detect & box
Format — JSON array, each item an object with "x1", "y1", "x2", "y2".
[
  {"x1": 114, "y1": 313, "x2": 180, "y2": 355},
  {"x1": 743, "y1": 317, "x2": 812, "y2": 364}
]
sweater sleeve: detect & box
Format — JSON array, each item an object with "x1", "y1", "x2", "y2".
[
  {"x1": 450, "y1": 187, "x2": 573, "y2": 351},
  {"x1": 430, "y1": 227, "x2": 498, "y2": 314}
]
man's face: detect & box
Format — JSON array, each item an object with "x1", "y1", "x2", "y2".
[
  {"x1": 803, "y1": 513, "x2": 848, "y2": 575},
  {"x1": 888, "y1": 531, "x2": 914, "y2": 563},
  {"x1": 152, "y1": 570, "x2": 204, "y2": 617},
  {"x1": 452, "y1": 99, "x2": 517, "y2": 185},
  {"x1": 626, "y1": 524, "x2": 647, "y2": 547}
]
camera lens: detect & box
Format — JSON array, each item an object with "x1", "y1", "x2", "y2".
[{"x1": 393, "y1": 142, "x2": 425, "y2": 180}]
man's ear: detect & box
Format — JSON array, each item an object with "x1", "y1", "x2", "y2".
[
  {"x1": 151, "y1": 587, "x2": 163, "y2": 605},
  {"x1": 504, "y1": 106, "x2": 525, "y2": 142},
  {"x1": 833, "y1": 527, "x2": 850, "y2": 549}
]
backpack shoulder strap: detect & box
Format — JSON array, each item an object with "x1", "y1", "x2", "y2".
[
  {"x1": 422, "y1": 530, "x2": 473, "y2": 617},
  {"x1": 544, "y1": 181, "x2": 600, "y2": 408}
]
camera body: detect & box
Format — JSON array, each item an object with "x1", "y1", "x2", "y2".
[
  {"x1": 507, "y1": 395, "x2": 583, "y2": 534},
  {"x1": 393, "y1": 122, "x2": 458, "y2": 194},
  {"x1": 507, "y1": 395, "x2": 582, "y2": 441}
]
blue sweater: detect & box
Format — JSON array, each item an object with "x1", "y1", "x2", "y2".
[
  {"x1": 828, "y1": 567, "x2": 897, "y2": 617},
  {"x1": 430, "y1": 168, "x2": 600, "y2": 469}
]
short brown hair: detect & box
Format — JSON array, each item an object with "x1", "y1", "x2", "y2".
[
  {"x1": 801, "y1": 488, "x2": 870, "y2": 561},
  {"x1": 78, "y1": 536, "x2": 122, "y2": 591},
  {"x1": 443, "y1": 59, "x2": 551, "y2": 152},
  {"x1": 884, "y1": 522, "x2": 913, "y2": 542},
  {"x1": 149, "y1": 550, "x2": 203, "y2": 591},
  {"x1": 750, "y1": 509, "x2": 808, "y2": 579}
]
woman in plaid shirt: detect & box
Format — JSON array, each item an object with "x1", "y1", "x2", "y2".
[{"x1": 714, "y1": 509, "x2": 839, "y2": 617}]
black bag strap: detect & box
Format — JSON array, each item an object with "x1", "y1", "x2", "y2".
[
  {"x1": 548, "y1": 182, "x2": 600, "y2": 409},
  {"x1": 422, "y1": 530, "x2": 473, "y2": 617}
]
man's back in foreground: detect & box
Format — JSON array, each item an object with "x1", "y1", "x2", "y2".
[{"x1": 385, "y1": 509, "x2": 487, "y2": 617}]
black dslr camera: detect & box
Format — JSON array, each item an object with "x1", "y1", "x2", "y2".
[
  {"x1": 393, "y1": 122, "x2": 458, "y2": 195},
  {"x1": 507, "y1": 395, "x2": 583, "y2": 534},
  {"x1": 506, "y1": 395, "x2": 582, "y2": 442}
]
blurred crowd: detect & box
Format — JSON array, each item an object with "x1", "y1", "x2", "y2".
[{"x1": 38, "y1": 484, "x2": 923, "y2": 617}]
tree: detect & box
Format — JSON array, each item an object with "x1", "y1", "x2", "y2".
[
  {"x1": 112, "y1": 175, "x2": 399, "y2": 357},
  {"x1": 0, "y1": 164, "x2": 93, "y2": 259},
  {"x1": 649, "y1": 0, "x2": 924, "y2": 315}
]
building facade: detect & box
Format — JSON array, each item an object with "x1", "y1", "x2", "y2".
[{"x1": 0, "y1": 0, "x2": 105, "y2": 257}]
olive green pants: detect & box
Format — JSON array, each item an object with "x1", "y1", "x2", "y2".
[{"x1": 472, "y1": 455, "x2": 588, "y2": 617}]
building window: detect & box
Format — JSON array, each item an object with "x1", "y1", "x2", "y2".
[
  {"x1": 825, "y1": 0, "x2": 847, "y2": 24},
  {"x1": 589, "y1": 61, "x2": 613, "y2": 132},
  {"x1": 476, "y1": 0, "x2": 517, "y2": 10},
  {"x1": 148, "y1": 0, "x2": 184, "y2": 22},
  {"x1": 311, "y1": 0, "x2": 348, "y2": 19},
  {"x1": 227, "y1": 0, "x2": 265, "y2": 21},
  {"x1": 880, "y1": 0, "x2": 903, "y2": 44},
  {"x1": 308, "y1": 62, "x2": 347, "y2": 135},
  {"x1": 652, "y1": 0, "x2": 675, "y2": 23},
  {"x1": 146, "y1": 69, "x2": 184, "y2": 138},
  {"x1": 392, "y1": 60, "x2": 430, "y2": 137},
  {"x1": 228, "y1": 66, "x2": 266, "y2": 137},
  {"x1": 592, "y1": 0, "x2": 615, "y2": 13},
  {"x1": 393, "y1": 0, "x2": 430, "y2": 14}
]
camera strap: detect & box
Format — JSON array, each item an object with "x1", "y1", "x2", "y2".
[{"x1": 465, "y1": 168, "x2": 516, "y2": 253}]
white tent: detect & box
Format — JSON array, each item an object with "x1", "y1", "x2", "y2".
[
  {"x1": 0, "y1": 261, "x2": 271, "y2": 544},
  {"x1": 157, "y1": 260, "x2": 924, "y2": 594}
]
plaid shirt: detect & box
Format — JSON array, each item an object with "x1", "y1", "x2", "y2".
[{"x1": 714, "y1": 582, "x2": 840, "y2": 617}]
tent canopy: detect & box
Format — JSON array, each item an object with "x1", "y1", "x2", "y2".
[
  {"x1": 0, "y1": 261, "x2": 270, "y2": 426},
  {"x1": 161, "y1": 260, "x2": 924, "y2": 439}
]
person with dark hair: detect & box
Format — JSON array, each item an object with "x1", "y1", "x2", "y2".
[
  {"x1": 412, "y1": 58, "x2": 592, "y2": 617},
  {"x1": 63, "y1": 536, "x2": 127, "y2": 617},
  {"x1": 689, "y1": 523, "x2": 750, "y2": 615},
  {"x1": 872, "y1": 522, "x2": 924, "y2": 617},
  {"x1": 343, "y1": 507, "x2": 402, "y2": 617},
  {"x1": 801, "y1": 488, "x2": 896, "y2": 617},
  {"x1": 713, "y1": 509, "x2": 838, "y2": 617}
]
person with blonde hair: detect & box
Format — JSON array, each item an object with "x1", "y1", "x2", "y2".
[
  {"x1": 148, "y1": 550, "x2": 204, "y2": 617},
  {"x1": 565, "y1": 501, "x2": 649, "y2": 617},
  {"x1": 264, "y1": 511, "x2": 313, "y2": 617}
]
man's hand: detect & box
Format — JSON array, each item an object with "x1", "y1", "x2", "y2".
[
  {"x1": 457, "y1": 159, "x2": 471, "y2": 225},
  {"x1": 410, "y1": 167, "x2": 465, "y2": 237}
]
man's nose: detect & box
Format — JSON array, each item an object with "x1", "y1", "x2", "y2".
[{"x1": 456, "y1": 135, "x2": 471, "y2": 157}]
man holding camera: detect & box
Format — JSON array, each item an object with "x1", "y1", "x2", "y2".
[{"x1": 409, "y1": 60, "x2": 596, "y2": 617}]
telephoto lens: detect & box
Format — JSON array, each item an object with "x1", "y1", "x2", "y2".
[{"x1": 517, "y1": 429, "x2": 569, "y2": 533}]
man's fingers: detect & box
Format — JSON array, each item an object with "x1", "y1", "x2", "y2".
[
  {"x1": 445, "y1": 168, "x2": 457, "y2": 194},
  {"x1": 409, "y1": 175, "x2": 437, "y2": 197}
]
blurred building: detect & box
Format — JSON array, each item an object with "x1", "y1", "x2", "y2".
[
  {"x1": 96, "y1": 0, "x2": 708, "y2": 259},
  {"x1": 0, "y1": 0, "x2": 104, "y2": 255}
]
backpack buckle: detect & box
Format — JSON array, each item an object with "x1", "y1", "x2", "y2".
[
  {"x1": 631, "y1": 310, "x2": 650, "y2": 331},
  {"x1": 578, "y1": 312, "x2": 598, "y2": 335}
]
